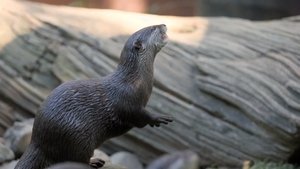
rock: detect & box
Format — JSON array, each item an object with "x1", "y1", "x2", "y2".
[
  {"x1": 3, "y1": 119, "x2": 33, "y2": 157},
  {"x1": 146, "y1": 150, "x2": 199, "y2": 169},
  {"x1": 46, "y1": 162, "x2": 91, "y2": 169},
  {"x1": 102, "y1": 163, "x2": 127, "y2": 169},
  {"x1": 0, "y1": 160, "x2": 18, "y2": 169},
  {"x1": 45, "y1": 162, "x2": 126, "y2": 169},
  {"x1": 0, "y1": 143, "x2": 14, "y2": 163},
  {"x1": 206, "y1": 167, "x2": 232, "y2": 169},
  {"x1": 92, "y1": 149, "x2": 110, "y2": 163},
  {"x1": 111, "y1": 152, "x2": 143, "y2": 169}
]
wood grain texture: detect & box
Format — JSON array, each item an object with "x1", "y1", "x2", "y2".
[{"x1": 0, "y1": 0, "x2": 300, "y2": 167}]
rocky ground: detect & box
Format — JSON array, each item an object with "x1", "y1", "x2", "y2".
[
  {"x1": 0, "y1": 119, "x2": 201, "y2": 169},
  {"x1": 0, "y1": 119, "x2": 299, "y2": 169}
]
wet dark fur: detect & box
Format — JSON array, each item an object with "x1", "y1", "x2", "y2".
[{"x1": 15, "y1": 24, "x2": 171, "y2": 169}]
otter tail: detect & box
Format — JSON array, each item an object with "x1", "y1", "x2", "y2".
[{"x1": 14, "y1": 143, "x2": 50, "y2": 169}]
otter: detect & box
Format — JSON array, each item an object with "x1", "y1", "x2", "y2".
[{"x1": 15, "y1": 24, "x2": 172, "y2": 169}]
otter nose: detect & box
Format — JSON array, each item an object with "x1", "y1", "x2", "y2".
[{"x1": 159, "y1": 24, "x2": 167, "y2": 33}]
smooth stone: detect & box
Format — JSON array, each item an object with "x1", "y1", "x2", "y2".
[
  {"x1": 92, "y1": 149, "x2": 111, "y2": 162},
  {"x1": 111, "y1": 151, "x2": 143, "y2": 169},
  {"x1": 0, "y1": 160, "x2": 18, "y2": 169},
  {"x1": 3, "y1": 119, "x2": 34, "y2": 156},
  {"x1": 0, "y1": 143, "x2": 15, "y2": 163},
  {"x1": 146, "y1": 150, "x2": 199, "y2": 169},
  {"x1": 46, "y1": 162, "x2": 127, "y2": 169},
  {"x1": 46, "y1": 162, "x2": 91, "y2": 169}
]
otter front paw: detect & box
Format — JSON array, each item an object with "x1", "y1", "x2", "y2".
[
  {"x1": 149, "y1": 115, "x2": 173, "y2": 127},
  {"x1": 89, "y1": 158, "x2": 105, "y2": 168}
]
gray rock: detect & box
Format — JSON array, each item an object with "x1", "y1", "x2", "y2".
[
  {"x1": 111, "y1": 152, "x2": 143, "y2": 169},
  {"x1": 0, "y1": 160, "x2": 18, "y2": 169},
  {"x1": 146, "y1": 150, "x2": 199, "y2": 169},
  {"x1": 0, "y1": 143, "x2": 14, "y2": 163},
  {"x1": 102, "y1": 163, "x2": 127, "y2": 169},
  {"x1": 3, "y1": 119, "x2": 33, "y2": 156},
  {"x1": 92, "y1": 149, "x2": 110, "y2": 162},
  {"x1": 46, "y1": 162, "x2": 90, "y2": 169},
  {"x1": 91, "y1": 150, "x2": 128, "y2": 168},
  {"x1": 45, "y1": 162, "x2": 126, "y2": 169}
]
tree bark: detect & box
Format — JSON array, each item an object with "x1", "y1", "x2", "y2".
[{"x1": 0, "y1": 0, "x2": 300, "y2": 167}]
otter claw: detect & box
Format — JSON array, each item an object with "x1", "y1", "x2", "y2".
[
  {"x1": 89, "y1": 158, "x2": 105, "y2": 168},
  {"x1": 149, "y1": 115, "x2": 173, "y2": 127}
]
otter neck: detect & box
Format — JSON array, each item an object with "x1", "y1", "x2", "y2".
[{"x1": 115, "y1": 50, "x2": 155, "y2": 83}]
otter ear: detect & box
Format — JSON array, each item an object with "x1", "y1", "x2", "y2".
[{"x1": 133, "y1": 40, "x2": 144, "y2": 51}]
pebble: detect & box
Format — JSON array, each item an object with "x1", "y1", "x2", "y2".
[
  {"x1": 3, "y1": 119, "x2": 34, "y2": 156},
  {"x1": 111, "y1": 151, "x2": 143, "y2": 169},
  {"x1": 0, "y1": 143, "x2": 14, "y2": 164},
  {"x1": 146, "y1": 150, "x2": 199, "y2": 169}
]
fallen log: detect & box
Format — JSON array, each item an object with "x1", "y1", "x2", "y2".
[{"x1": 0, "y1": 0, "x2": 300, "y2": 167}]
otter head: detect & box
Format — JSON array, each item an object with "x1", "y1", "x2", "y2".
[
  {"x1": 119, "y1": 24, "x2": 168, "y2": 66},
  {"x1": 129, "y1": 24, "x2": 168, "y2": 54}
]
